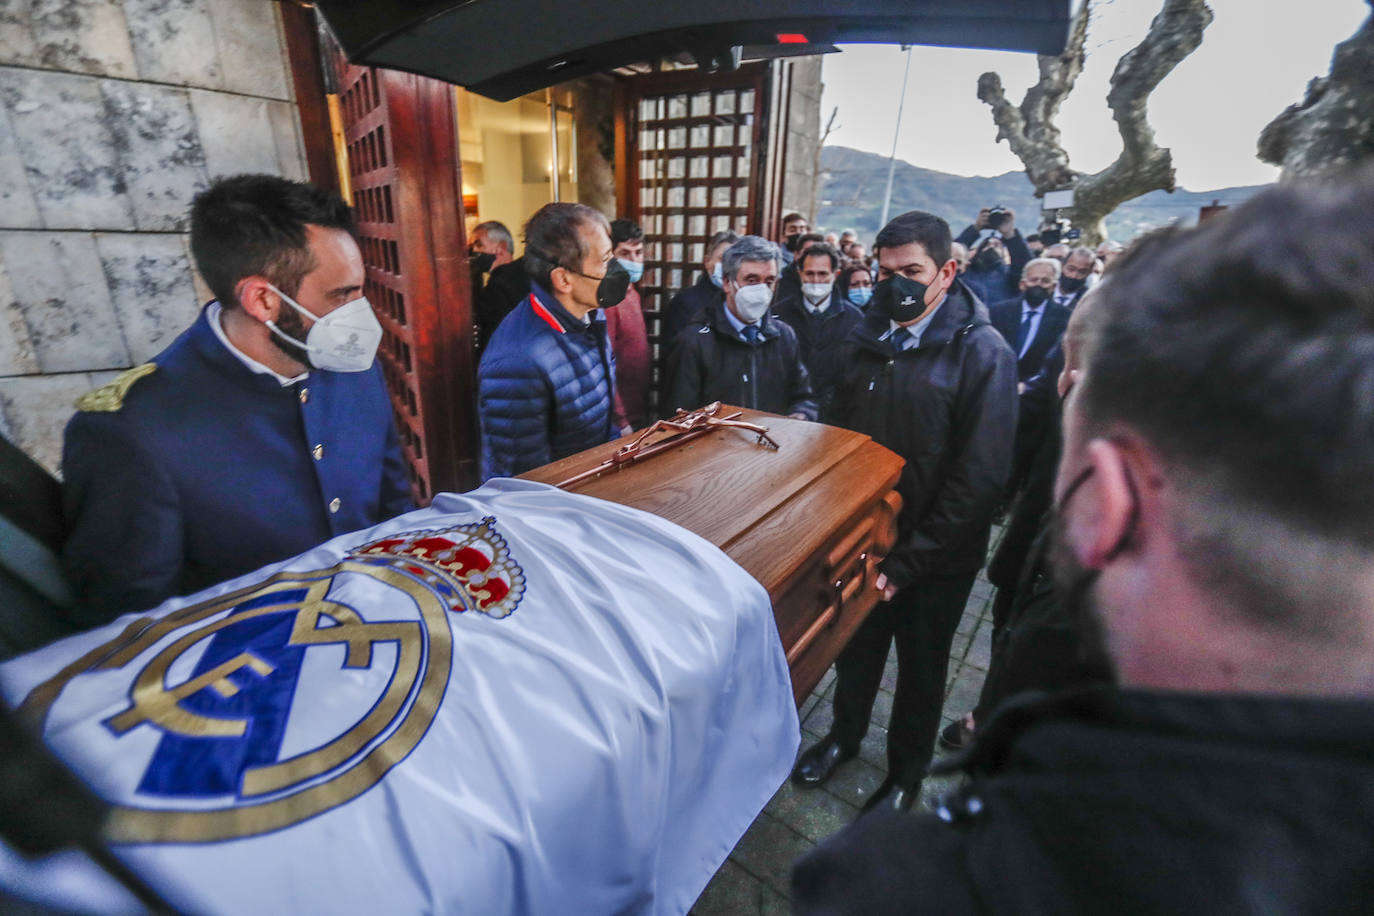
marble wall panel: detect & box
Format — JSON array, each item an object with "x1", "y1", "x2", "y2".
[
  {"x1": 100, "y1": 80, "x2": 207, "y2": 231},
  {"x1": 189, "y1": 88, "x2": 279, "y2": 179},
  {"x1": 267, "y1": 99, "x2": 305, "y2": 182},
  {"x1": 0, "y1": 99, "x2": 42, "y2": 229},
  {"x1": 29, "y1": 0, "x2": 137, "y2": 79},
  {"x1": 95, "y1": 231, "x2": 197, "y2": 363},
  {"x1": 0, "y1": 372, "x2": 93, "y2": 475},
  {"x1": 0, "y1": 230, "x2": 131, "y2": 372},
  {"x1": 123, "y1": 0, "x2": 222, "y2": 90},
  {"x1": 0, "y1": 256, "x2": 39, "y2": 375},
  {"x1": 0, "y1": 0, "x2": 40, "y2": 67},
  {"x1": 0, "y1": 68, "x2": 135, "y2": 230},
  {"x1": 210, "y1": 0, "x2": 290, "y2": 100}
]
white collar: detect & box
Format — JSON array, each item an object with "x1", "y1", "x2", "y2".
[
  {"x1": 803, "y1": 293, "x2": 831, "y2": 315},
  {"x1": 207, "y1": 302, "x2": 309, "y2": 387}
]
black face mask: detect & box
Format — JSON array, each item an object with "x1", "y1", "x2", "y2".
[
  {"x1": 1023, "y1": 285, "x2": 1051, "y2": 307},
  {"x1": 1059, "y1": 274, "x2": 1086, "y2": 294},
  {"x1": 784, "y1": 233, "x2": 804, "y2": 252},
  {"x1": 1048, "y1": 463, "x2": 1139, "y2": 673},
  {"x1": 874, "y1": 274, "x2": 934, "y2": 324},
  {"x1": 469, "y1": 250, "x2": 496, "y2": 273},
  {"x1": 529, "y1": 248, "x2": 632, "y2": 310},
  {"x1": 972, "y1": 248, "x2": 1002, "y2": 272},
  {"x1": 588, "y1": 258, "x2": 631, "y2": 310}
]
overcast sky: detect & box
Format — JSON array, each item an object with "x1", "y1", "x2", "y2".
[{"x1": 819, "y1": 0, "x2": 1368, "y2": 191}]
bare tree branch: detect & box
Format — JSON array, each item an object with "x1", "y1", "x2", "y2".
[
  {"x1": 977, "y1": 0, "x2": 1212, "y2": 244},
  {"x1": 976, "y1": 3, "x2": 1089, "y2": 192},
  {"x1": 1258, "y1": 0, "x2": 1374, "y2": 178},
  {"x1": 1074, "y1": 0, "x2": 1213, "y2": 239},
  {"x1": 810, "y1": 107, "x2": 840, "y2": 223}
]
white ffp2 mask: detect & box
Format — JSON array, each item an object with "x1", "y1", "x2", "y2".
[
  {"x1": 265, "y1": 284, "x2": 383, "y2": 373},
  {"x1": 731, "y1": 282, "x2": 772, "y2": 323}
]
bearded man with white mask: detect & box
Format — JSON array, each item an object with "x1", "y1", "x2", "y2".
[
  {"x1": 61, "y1": 174, "x2": 413, "y2": 626},
  {"x1": 663, "y1": 235, "x2": 817, "y2": 421}
]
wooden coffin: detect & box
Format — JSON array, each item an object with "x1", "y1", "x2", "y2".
[{"x1": 520, "y1": 407, "x2": 904, "y2": 706}]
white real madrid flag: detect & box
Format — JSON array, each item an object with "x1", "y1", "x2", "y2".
[{"x1": 0, "y1": 479, "x2": 799, "y2": 914}]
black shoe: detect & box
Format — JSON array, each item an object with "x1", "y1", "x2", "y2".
[
  {"x1": 938, "y1": 717, "x2": 975, "y2": 752},
  {"x1": 791, "y1": 734, "x2": 857, "y2": 787},
  {"x1": 858, "y1": 776, "x2": 917, "y2": 816}
]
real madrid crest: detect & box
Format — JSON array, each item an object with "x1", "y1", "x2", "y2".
[{"x1": 19, "y1": 517, "x2": 525, "y2": 844}]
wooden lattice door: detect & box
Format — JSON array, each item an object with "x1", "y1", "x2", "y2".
[
  {"x1": 619, "y1": 66, "x2": 769, "y2": 414},
  {"x1": 328, "y1": 54, "x2": 478, "y2": 499}
]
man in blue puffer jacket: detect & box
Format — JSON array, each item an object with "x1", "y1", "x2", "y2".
[{"x1": 478, "y1": 203, "x2": 627, "y2": 480}]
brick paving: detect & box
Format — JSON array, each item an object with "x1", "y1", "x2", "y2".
[{"x1": 690, "y1": 528, "x2": 1004, "y2": 914}]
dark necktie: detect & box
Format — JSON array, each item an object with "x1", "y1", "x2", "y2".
[
  {"x1": 1017, "y1": 308, "x2": 1039, "y2": 351},
  {"x1": 742, "y1": 325, "x2": 760, "y2": 345}
]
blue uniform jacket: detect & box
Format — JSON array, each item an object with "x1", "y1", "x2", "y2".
[
  {"x1": 61, "y1": 305, "x2": 413, "y2": 624},
  {"x1": 477, "y1": 283, "x2": 618, "y2": 481}
]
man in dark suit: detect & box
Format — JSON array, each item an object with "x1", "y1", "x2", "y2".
[
  {"x1": 989, "y1": 258, "x2": 1071, "y2": 385},
  {"x1": 1051, "y1": 246, "x2": 1095, "y2": 310}
]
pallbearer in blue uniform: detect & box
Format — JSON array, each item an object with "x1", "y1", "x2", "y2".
[{"x1": 61, "y1": 175, "x2": 413, "y2": 626}]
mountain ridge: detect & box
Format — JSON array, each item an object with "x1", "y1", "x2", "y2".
[{"x1": 816, "y1": 145, "x2": 1269, "y2": 243}]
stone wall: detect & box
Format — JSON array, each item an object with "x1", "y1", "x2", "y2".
[
  {"x1": 0, "y1": 0, "x2": 305, "y2": 475},
  {"x1": 780, "y1": 55, "x2": 824, "y2": 225}
]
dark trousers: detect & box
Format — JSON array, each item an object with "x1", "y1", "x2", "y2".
[{"x1": 831, "y1": 571, "x2": 978, "y2": 788}]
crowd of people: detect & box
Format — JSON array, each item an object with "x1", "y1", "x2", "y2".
[{"x1": 48, "y1": 166, "x2": 1374, "y2": 912}]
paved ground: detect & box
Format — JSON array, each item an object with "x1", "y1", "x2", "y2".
[{"x1": 689, "y1": 532, "x2": 1003, "y2": 914}]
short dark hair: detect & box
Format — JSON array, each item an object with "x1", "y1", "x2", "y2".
[
  {"x1": 523, "y1": 203, "x2": 611, "y2": 291},
  {"x1": 610, "y1": 218, "x2": 644, "y2": 247},
  {"x1": 873, "y1": 211, "x2": 952, "y2": 269},
  {"x1": 189, "y1": 174, "x2": 355, "y2": 309},
  {"x1": 1078, "y1": 167, "x2": 1374, "y2": 630},
  {"x1": 782, "y1": 212, "x2": 808, "y2": 227},
  {"x1": 838, "y1": 263, "x2": 873, "y2": 290},
  {"x1": 800, "y1": 243, "x2": 840, "y2": 273}
]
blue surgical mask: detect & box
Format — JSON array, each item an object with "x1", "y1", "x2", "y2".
[
  {"x1": 710, "y1": 262, "x2": 724, "y2": 289},
  {"x1": 848, "y1": 286, "x2": 874, "y2": 308},
  {"x1": 617, "y1": 258, "x2": 644, "y2": 284}
]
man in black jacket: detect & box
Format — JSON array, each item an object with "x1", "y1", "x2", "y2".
[
  {"x1": 772, "y1": 242, "x2": 864, "y2": 423},
  {"x1": 475, "y1": 255, "x2": 530, "y2": 353},
  {"x1": 989, "y1": 257, "x2": 1071, "y2": 384},
  {"x1": 790, "y1": 211, "x2": 1017, "y2": 811},
  {"x1": 660, "y1": 229, "x2": 737, "y2": 358},
  {"x1": 663, "y1": 235, "x2": 816, "y2": 420},
  {"x1": 793, "y1": 171, "x2": 1374, "y2": 914}
]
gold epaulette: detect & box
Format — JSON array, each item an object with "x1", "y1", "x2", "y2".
[{"x1": 74, "y1": 363, "x2": 158, "y2": 412}]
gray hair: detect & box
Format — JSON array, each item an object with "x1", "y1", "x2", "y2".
[
  {"x1": 475, "y1": 220, "x2": 514, "y2": 253},
  {"x1": 1022, "y1": 256, "x2": 1062, "y2": 281},
  {"x1": 707, "y1": 229, "x2": 741, "y2": 257},
  {"x1": 720, "y1": 235, "x2": 780, "y2": 283}
]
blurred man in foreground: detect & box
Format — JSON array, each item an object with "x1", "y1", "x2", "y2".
[{"x1": 793, "y1": 171, "x2": 1374, "y2": 913}]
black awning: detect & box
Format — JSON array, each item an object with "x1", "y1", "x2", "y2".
[{"x1": 311, "y1": 0, "x2": 1075, "y2": 100}]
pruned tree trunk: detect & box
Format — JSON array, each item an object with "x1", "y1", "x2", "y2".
[
  {"x1": 1258, "y1": 1, "x2": 1374, "y2": 179},
  {"x1": 977, "y1": 0, "x2": 1213, "y2": 245}
]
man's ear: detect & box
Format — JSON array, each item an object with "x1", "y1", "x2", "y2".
[
  {"x1": 1066, "y1": 438, "x2": 1139, "y2": 569},
  {"x1": 549, "y1": 265, "x2": 576, "y2": 296},
  {"x1": 236, "y1": 277, "x2": 280, "y2": 324}
]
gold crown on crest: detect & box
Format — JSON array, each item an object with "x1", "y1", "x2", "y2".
[{"x1": 350, "y1": 517, "x2": 526, "y2": 619}]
